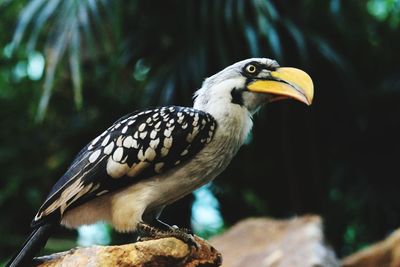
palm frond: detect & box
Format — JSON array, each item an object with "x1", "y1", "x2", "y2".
[
  {"x1": 11, "y1": 0, "x2": 111, "y2": 121},
  {"x1": 11, "y1": 0, "x2": 347, "y2": 121},
  {"x1": 310, "y1": 35, "x2": 350, "y2": 72},
  {"x1": 11, "y1": 0, "x2": 46, "y2": 50},
  {"x1": 282, "y1": 19, "x2": 308, "y2": 62}
]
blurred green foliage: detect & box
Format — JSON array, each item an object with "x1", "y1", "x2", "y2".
[{"x1": 1, "y1": 0, "x2": 400, "y2": 262}]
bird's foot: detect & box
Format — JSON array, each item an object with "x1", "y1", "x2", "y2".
[{"x1": 137, "y1": 222, "x2": 198, "y2": 249}]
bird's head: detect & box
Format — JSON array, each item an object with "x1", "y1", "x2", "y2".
[{"x1": 193, "y1": 58, "x2": 314, "y2": 115}]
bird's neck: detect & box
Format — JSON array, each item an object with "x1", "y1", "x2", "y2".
[{"x1": 193, "y1": 94, "x2": 253, "y2": 152}]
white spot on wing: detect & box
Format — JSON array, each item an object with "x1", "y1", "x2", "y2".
[
  {"x1": 140, "y1": 131, "x2": 147, "y2": 139},
  {"x1": 100, "y1": 130, "x2": 108, "y2": 137},
  {"x1": 122, "y1": 126, "x2": 128, "y2": 134},
  {"x1": 104, "y1": 141, "x2": 114, "y2": 155},
  {"x1": 92, "y1": 136, "x2": 101, "y2": 145},
  {"x1": 116, "y1": 136, "x2": 124, "y2": 146},
  {"x1": 154, "y1": 162, "x2": 164, "y2": 173},
  {"x1": 164, "y1": 129, "x2": 172, "y2": 137},
  {"x1": 138, "y1": 123, "x2": 146, "y2": 132},
  {"x1": 106, "y1": 158, "x2": 129, "y2": 178},
  {"x1": 132, "y1": 139, "x2": 139, "y2": 149},
  {"x1": 144, "y1": 147, "x2": 156, "y2": 161},
  {"x1": 163, "y1": 137, "x2": 173, "y2": 148},
  {"x1": 180, "y1": 149, "x2": 189, "y2": 156},
  {"x1": 101, "y1": 135, "x2": 111, "y2": 146},
  {"x1": 89, "y1": 149, "x2": 102, "y2": 163},
  {"x1": 113, "y1": 147, "x2": 124, "y2": 161},
  {"x1": 150, "y1": 130, "x2": 157, "y2": 139},
  {"x1": 150, "y1": 138, "x2": 160, "y2": 149},
  {"x1": 123, "y1": 136, "x2": 134, "y2": 148},
  {"x1": 138, "y1": 149, "x2": 145, "y2": 161}
]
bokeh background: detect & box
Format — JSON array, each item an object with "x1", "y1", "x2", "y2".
[{"x1": 1, "y1": 0, "x2": 400, "y2": 263}]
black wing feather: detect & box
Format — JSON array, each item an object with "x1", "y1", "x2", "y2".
[{"x1": 32, "y1": 106, "x2": 216, "y2": 227}]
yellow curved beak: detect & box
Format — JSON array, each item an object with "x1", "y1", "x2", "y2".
[{"x1": 247, "y1": 67, "x2": 314, "y2": 105}]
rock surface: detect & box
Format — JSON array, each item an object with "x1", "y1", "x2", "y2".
[
  {"x1": 342, "y1": 228, "x2": 400, "y2": 267},
  {"x1": 34, "y1": 236, "x2": 222, "y2": 267},
  {"x1": 210, "y1": 215, "x2": 339, "y2": 267}
]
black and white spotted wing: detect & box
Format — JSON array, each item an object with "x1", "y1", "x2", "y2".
[{"x1": 32, "y1": 106, "x2": 217, "y2": 227}]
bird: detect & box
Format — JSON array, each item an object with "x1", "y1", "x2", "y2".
[{"x1": 7, "y1": 58, "x2": 313, "y2": 267}]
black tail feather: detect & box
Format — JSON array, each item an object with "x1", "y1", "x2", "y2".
[{"x1": 6, "y1": 223, "x2": 55, "y2": 267}]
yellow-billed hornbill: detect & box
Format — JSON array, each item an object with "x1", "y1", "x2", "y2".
[{"x1": 7, "y1": 58, "x2": 313, "y2": 267}]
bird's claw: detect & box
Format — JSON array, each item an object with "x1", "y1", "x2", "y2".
[{"x1": 167, "y1": 227, "x2": 198, "y2": 250}]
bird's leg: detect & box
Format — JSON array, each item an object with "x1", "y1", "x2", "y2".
[
  {"x1": 136, "y1": 221, "x2": 198, "y2": 249},
  {"x1": 153, "y1": 218, "x2": 193, "y2": 234},
  {"x1": 152, "y1": 218, "x2": 175, "y2": 231},
  {"x1": 136, "y1": 222, "x2": 164, "y2": 239}
]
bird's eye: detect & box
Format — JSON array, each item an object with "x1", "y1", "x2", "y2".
[{"x1": 245, "y1": 64, "x2": 257, "y2": 74}]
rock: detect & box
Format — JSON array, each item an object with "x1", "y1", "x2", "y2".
[
  {"x1": 341, "y1": 228, "x2": 400, "y2": 267},
  {"x1": 34, "y1": 236, "x2": 222, "y2": 267},
  {"x1": 210, "y1": 215, "x2": 339, "y2": 267}
]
